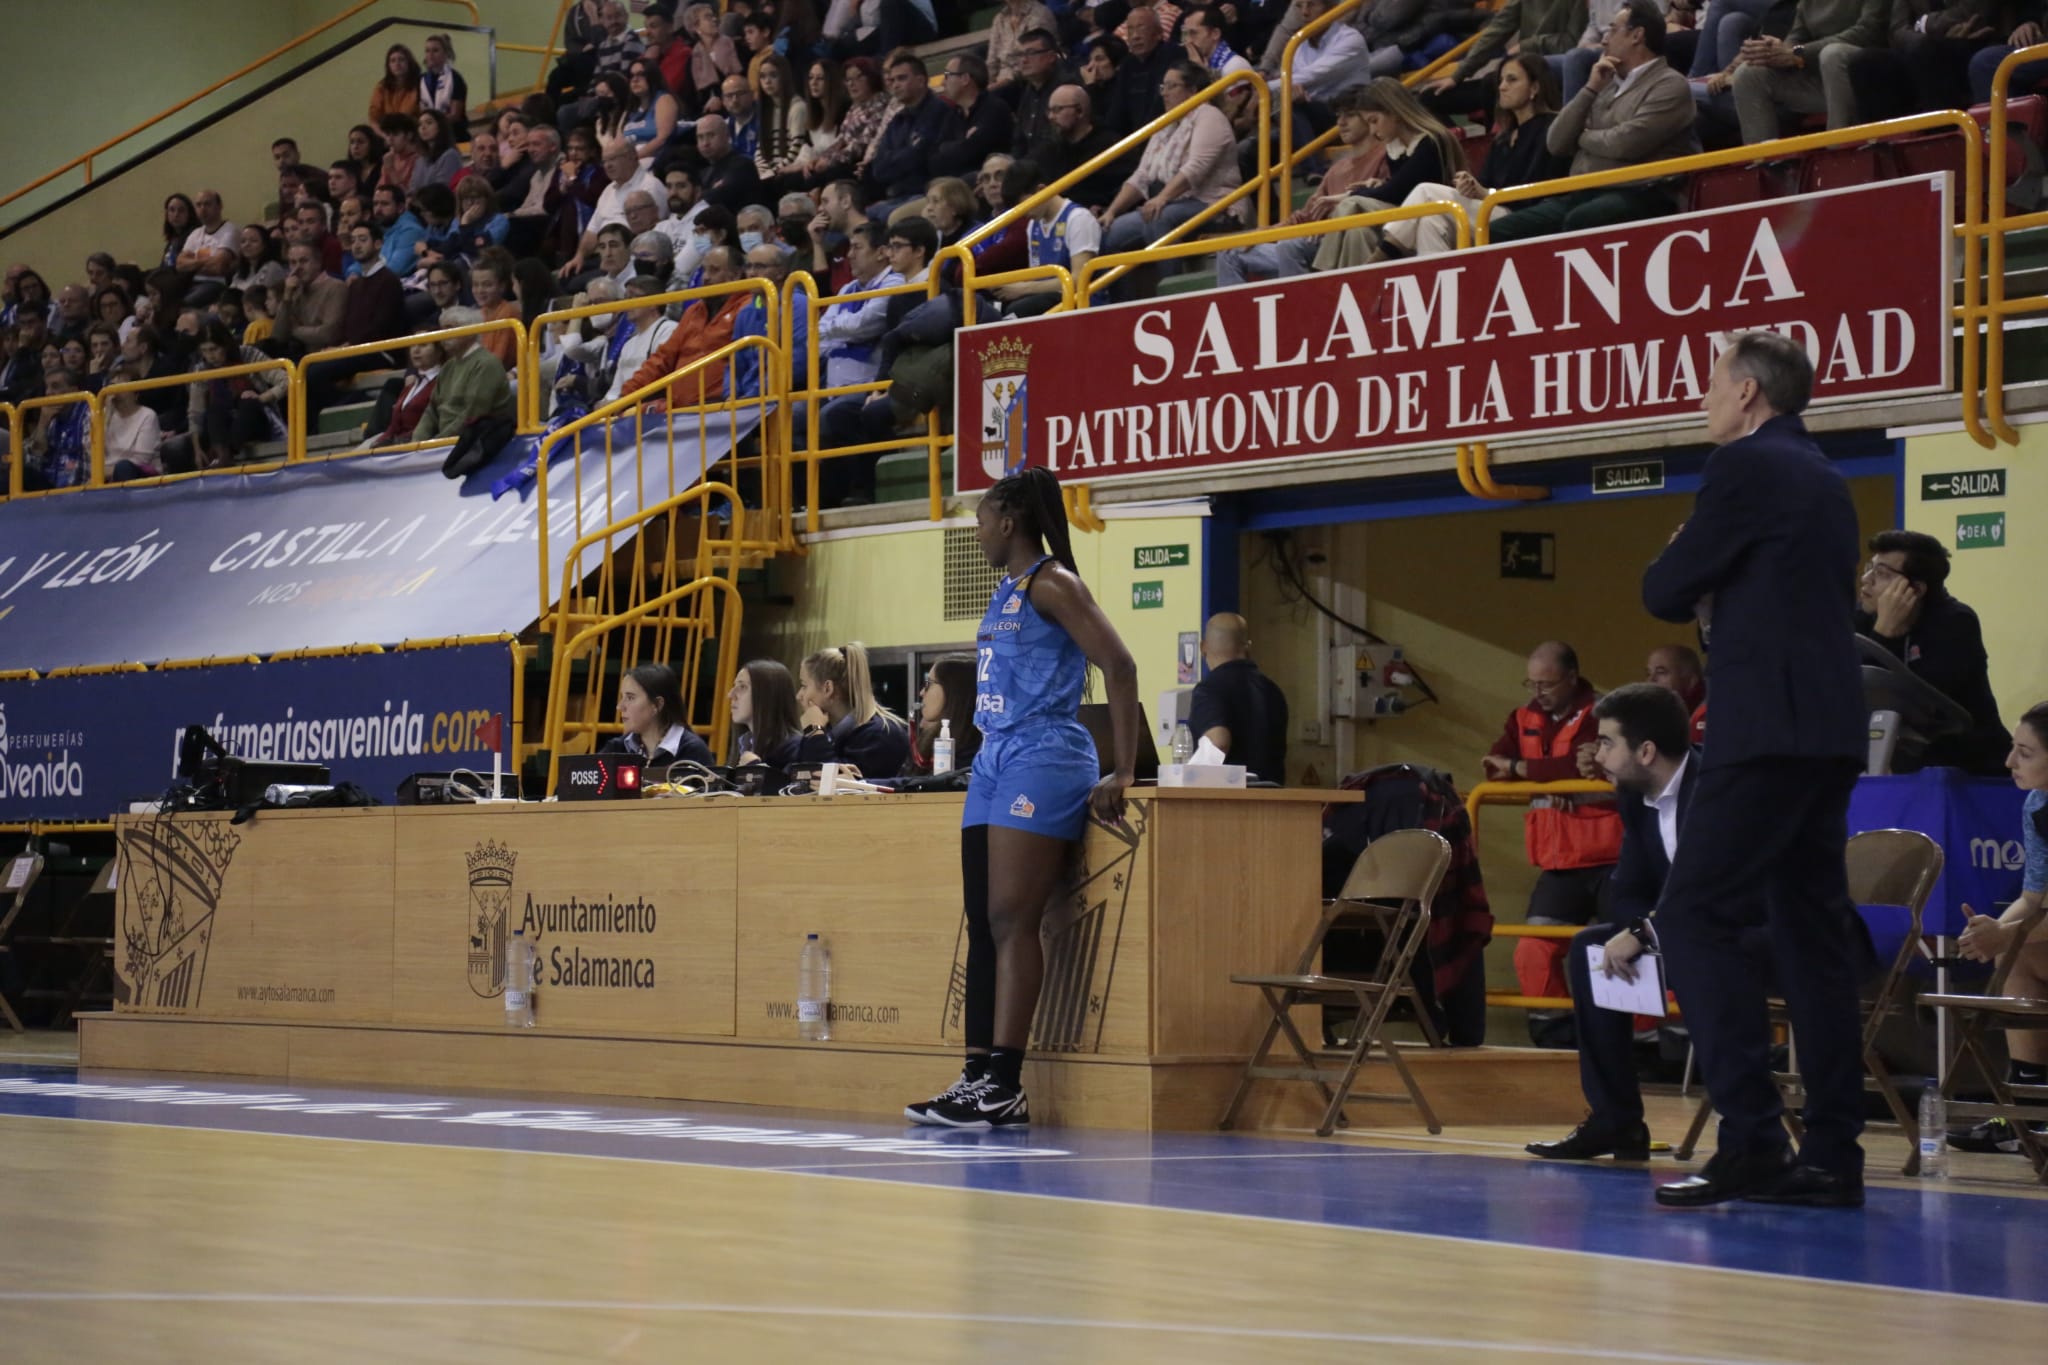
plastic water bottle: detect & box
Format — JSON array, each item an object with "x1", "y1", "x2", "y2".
[
  {"x1": 1171, "y1": 722, "x2": 1194, "y2": 764},
  {"x1": 798, "y1": 934, "x2": 832, "y2": 1041},
  {"x1": 505, "y1": 929, "x2": 536, "y2": 1029},
  {"x1": 1917, "y1": 1077, "x2": 1947, "y2": 1178},
  {"x1": 932, "y1": 720, "x2": 955, "y2": 776}
]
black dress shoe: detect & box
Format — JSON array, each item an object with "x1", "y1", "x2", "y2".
[
  {"x1": 1655, "y1": 1146, "x2": 1794, "y2": 1208},
  {"x1": 1526, "y1": 1119, "x2": 1651, "y2": 1161},
  {"x1": 1744, "y1": 1163, "x2": 1865, "y2": 1208}
]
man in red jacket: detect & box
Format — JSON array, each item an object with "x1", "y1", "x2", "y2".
[{"x1": 1482, "y1": 640, "x2": 1622, "y2": 1045}]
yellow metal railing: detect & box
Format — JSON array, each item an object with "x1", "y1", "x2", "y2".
[
  {"x1": 1464, "y1": 778, "x2": 1622, "y2": 1011},
  {"x1": 0, "y1": 0, "x2": 483, "y2": 214},
  {"x1": 1984, "y1": 41, "x2": 2048, "y2": 446},
  {"x1": 290, "y1": 316, "x2": 527, "y2": 461}
]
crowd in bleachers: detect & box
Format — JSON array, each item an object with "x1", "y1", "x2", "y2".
[{"x1": 4, "y1": 0, "x2": 2046, "y2": 498}]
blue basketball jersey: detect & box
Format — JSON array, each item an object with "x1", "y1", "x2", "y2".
[{"x1": 975, "y1": 555, "x2": 1089, "y2": 739}]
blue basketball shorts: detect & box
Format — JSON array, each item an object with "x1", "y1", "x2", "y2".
[{"x1": 961, "y1": 728, "x2": 1100, "y2": 841}]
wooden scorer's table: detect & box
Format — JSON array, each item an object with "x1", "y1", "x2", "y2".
[{"x1": 80, "y1": 788, "x2": 1573, "y2": 1129}]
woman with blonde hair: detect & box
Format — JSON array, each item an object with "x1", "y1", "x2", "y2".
[
  {"x1": 1311, "y1": 76, "x2": 1467, "y2": 271},
  {"x1": 795, "y1": 641, "x2": 911, "y2": 776}
]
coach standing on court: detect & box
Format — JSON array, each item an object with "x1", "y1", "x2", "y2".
[{"x1": 1639, "y1": 331, "x2": 1870, "y2": 1210}]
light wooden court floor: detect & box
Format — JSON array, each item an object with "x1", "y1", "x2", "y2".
[{"x1": 1, "y1": 1044, "x2": 2044, "y2": 1364}]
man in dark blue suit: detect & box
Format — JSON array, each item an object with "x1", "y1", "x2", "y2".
[
  {"x1": 1527, "y1": 684, "x2": 1698, "y2": 1162},
  {"x1": 1640, "y1": 331, "x2": 1871, "y2": 1209}
]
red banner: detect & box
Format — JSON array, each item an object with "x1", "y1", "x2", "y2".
[{"x1": 954, "y1": 176, "x2": 1952, "y2": 494}]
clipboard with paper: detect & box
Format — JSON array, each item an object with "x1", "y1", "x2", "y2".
[{"x1": 1586, "y1": 945, "x2": 1670, "y2": 1017}]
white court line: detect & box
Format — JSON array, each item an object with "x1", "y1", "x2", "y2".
[
  {"x1": 0, "y1": 1290, "x2": 1789, "y2": 1362},
  {"x1": 0, "y1": 1052, "x2": 79, "y2": 1062},
  {"x1": 6, "y1": 1112, "x2": 2045, "y2": 1314},
  {"x1": 785, "y1": 1149, "x2": 1464, "y2": 1173}
]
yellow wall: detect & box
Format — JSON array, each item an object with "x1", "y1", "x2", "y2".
[
  {"x1": 3, "y1": 0, "x2": 566, "y2": 249},
  {"x1": 751, "y1": 515, "x2": 1208, "y2": 761},
  {"x1": 1903, "y1": 426, "x2": 2046, "y2": 721},
  {"x1": 1239, "y1": 476, "x2": 1898, "y2": 981}
]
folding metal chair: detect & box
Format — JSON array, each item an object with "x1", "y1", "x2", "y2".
[
  {"x1": 1676, "y1": 828, "x2": 1944, "y2": 1173},
  {"x1": 0, "y1": 847, "x2": 48, "y2": 1033},
  {"x1": 18, "y1": 855, "x2": 118, "y2": 1027},
  {"x1": 1218, "y1": 829, "x2": 1452, "y2": 1137},
  {"x1": 1923, "y1": 897, "x2": 2048, "y2": 1182}
]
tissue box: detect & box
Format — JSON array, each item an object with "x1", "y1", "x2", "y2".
[{"x1": 1158, "y1": 763, "x2": 1247, "y2": 788}]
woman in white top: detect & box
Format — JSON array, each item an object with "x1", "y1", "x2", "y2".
[
  {"x1": 1097, "y1": 60, "x2": 1240, "y2": 262},
  {"x1": 103, "y1": 363, "x2": 165, "y2": 481}
]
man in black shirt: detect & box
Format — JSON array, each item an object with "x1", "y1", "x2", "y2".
[
  {"x1": 1855, "y1": 529, "x2": 2007, "y2": 774},
  {"x1": 1188, "y1": 613, "x2": 1289, "y2": 783}
]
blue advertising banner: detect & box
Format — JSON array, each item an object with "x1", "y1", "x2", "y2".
[
  {"x1": 0, "y1": 412, "x2": 757, "y2": 673},
  {"x1": 0, "y1": 644, "x2": 513, "y2": 821},
  {"x1": 1849, "y1": 768, "x2": 2029, "y2": 935}
]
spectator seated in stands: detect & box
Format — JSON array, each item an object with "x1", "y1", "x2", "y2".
[
  {"x1": 1031, "y1": 83, "x2": 1141, "y2": 215},
  {"x1": 452, "y1": 174, "x2": 512, "y2": 261},
  {"x1": 753, "y1": 54, "x2": 814, "y2": 183},
  {"x1": 1645, "y1": 642, "x2": 1709, "y2": 744},
  {"x1": 371, "y1": 43, "x2": 423, "y2": 125},
  {"x1": 694, "y1": 114, "x2": 767, "y2": 213},
  {"x1": 363, "y1": 183, "x2": 427, "y2": 277},
  {"x1": 229, "y1": 225, "x2": 284, "y2": 300},
  {"x1": 1841, "y1": 1, "x2": 2001, "y2": 121},
  {"x1": 269, "y1": 241, "x2": 348, "y2": 357},
  {"x1": 0, "y1": 322, "x2": 39, "y2": 406},
  {"x1": 1950, "y1": 701, "x2": 2048, "y2": 1153},
  {"x1": 1855, "y1": 529, "x2": 2010, "y2": 774},
  {"x1": 301, "y1": 218, "x2": 409, "y2": 415},
  {"x1": 823, "y1": 0, "x2": 939, "y2": 58},
  {"x1": 1300, "y1": 78, "x2": 1467, "y2": 269},
  {"x1": 1009, "y1": 28, "x2": 1081, "y2": 155},
  {"x1": 379, "y1": 114, "x2": 427, "y2": 196},
  {"x1": 991, "y1": 0, "x2": 1061, "y2": 90},
  {"x1": 1731, "y1": 0, "x2": 1888, "y2": 143},
  {"x1": 49, "y1": 284, "x2": 91, "y2": 343},
  {"x1": 1481, "y1": 639, "x2": 1623, "y2": 1047},
  {"x1": 920, "y1": 176, "x2": 980, "y2": 250},
  {"x1": 640, "y1": 8, "x2": 691, "y2": 105},
  {"x1": 175, "y1": 189, "x2": 239, "y2": 307},
  {"x1": 412, "y1": 110, "x2": 465, "y2": 192},
  {"x1": 472, "y1": 123, "x2": 529, "y2": 212},
  {"x1": 997, "y1": 157, "x2": 1100, "y2": 319},
  {"x1": 805, "y1": 178, "x2": 871, "y2": 291},
  {"x1": 918, "y1": 58, "x2": 1008, "y2": 188},
  {"x1": 730, "y1": 659, "x2": 809, "y2": 769},
  {"x1": 795, "y1": 219, "x2": 898, "y2": 448},
  {"x1": 904, "y1": 654, "x2": 984, "y2": 776},
  {"x1": 1096, "y1": 60, "x2": 1242, "y2": 285},
  {"x1": 415, "y1": 306, "x2": 515, "y2": 444},
  {"x1": 103, "y1": 364, "x2": 165, "y2": 481},
  {"x1": 1419, "y1": 0, "x2": 1587, "y2": 122},
  {"x1": 865, "y1": 49, "x2": 965, "y2": 219},
  {"x1": 1967, "y1": 11, "x2": 2048, "y2": 104},
  {"x1": 688, "y1": 3, "x2": 746, "y2": 112},
  {"x1": 1383, "y1": 54, "x2": 1569, "y2": 256},
  {"x1": 419, "y1": 31, "x2": 470, "y2": 129},
  {"x1": 603, "y1": 663, "x2": 717, "y2": 770},
  {"x1": 618, "y1": 56, "x2": 683, "y2": 168},
  {"x1": 186, "y1": 321, "x2": 289, "y2": 469},
  {"x1": 795, "y1": 642, "x2": 913, "y2": 776},
  {"x1": 20, "y1": 367, "x2": 90, "y2": 489},
  {"x1": 1080, "y1": 35, "x2": 1129, "y2": 122},
  {"x1": 721, "y1": 71, "x2": 765, "y2": 164},
  {"x1": 620, "y1": 245, "x2": 749, "y2": 412},
  {"x1": 579, "y1": 275, "x2": 680, "y2": 406},
  {"x1": 733, "y1": 243, "x2": 803, "y2": 401},
  {"x1": 559, "y1": 137, "x2": 666, "y2": 280},
  {"x1": 1183, "y1": 5, "x2": 1252, "y2": 76},
  {"x1": 470, "y1": 250, "x2": 522, "y2": 372},
  {"x1": 967, "y1": 153, "x2": 1030, "y2": 273},
  {"x1": 1106, "y1": 3, "x2": 1181, "y2": 134},
  {"x1": 736, "y1": 203, "x2": 780, "y2": 256},
  {"x1": 358, "y1": 340, "x2": 443, "y2": 449},
  {"x1": 1491, "y1": 0, "x2": 1701, "y2": 243},
  {"x1": 818, "y1": 218, "x2": 939, "y2": 504}
]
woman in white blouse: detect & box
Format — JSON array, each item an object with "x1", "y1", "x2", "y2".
[
  {"x1": 1097, "y1": 61, "x2": 1240, "y2": 265},
  {"x1": 103, "y1": 363, "x2": 165, "y2": 481}
]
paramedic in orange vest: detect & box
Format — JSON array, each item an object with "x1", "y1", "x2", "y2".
[{"x1": 1481, "y1": 640, "x2": 1623, "y2": 1046}]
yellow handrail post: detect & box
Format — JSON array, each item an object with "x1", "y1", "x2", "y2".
[
  {"x1": 1985, "y1": 42, "x2": 2048, "y2": 446},
  {"x1": 1276, "y1": 0, "x2": 1370, "y2": 216}
]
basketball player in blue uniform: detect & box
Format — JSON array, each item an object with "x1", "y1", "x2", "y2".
[{"x1": 907, "y1": 467, "x2": 1140, "y2": 1128}]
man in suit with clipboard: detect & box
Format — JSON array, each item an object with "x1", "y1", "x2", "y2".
[
  {"x1": 1527, "y1": 684, "x2": 1699, "y2": 1163},
  {"x1": 1638, "y1": 331, "x2": 1870, "y2": 1209}
]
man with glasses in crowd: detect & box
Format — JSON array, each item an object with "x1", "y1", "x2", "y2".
[
  {"x1": 1481, "y1": 640, "x2": 1624, "y2": 1046},
  {"x1": 1005, "y1": 28, "x2": 1079, "y2": 154},
  {"x1": 1854, "y1": 529, "x2": 2008, "y2": 773},
  {"x1": 933, "y1": 53, "x2": 1016, "y2": 178}
]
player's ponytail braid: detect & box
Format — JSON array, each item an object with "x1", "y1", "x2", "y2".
[{"x1": 988, "y1": 465, "x2": 1077, "y2": 576}]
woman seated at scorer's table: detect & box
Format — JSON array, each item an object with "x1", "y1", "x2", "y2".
[
  {"x1": 902, "y1": 654, "x2": 983, "y2": 777},
  {"x1": 795, "y1": 642, "x2": 912, "y2": 778},
  {"x1": 600, "y1": 663, "x2": 715, "y2": 770},
  {"x1": 728, "y1": 659, "x2": 808, "y2": 770}
]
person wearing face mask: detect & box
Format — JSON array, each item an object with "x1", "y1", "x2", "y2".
[
  {"x1": 735, "y1": 203, "x2": 776, "y2": 255},
  {"x1": 682, "y1": 205, "x2": 737, "y2": 287},
  {"x1": 630, "y1": 230, "x2": 679, "y2": 292},
  {"x1": 580, "y1": 275, "x2": 678, "y2": 404}
]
